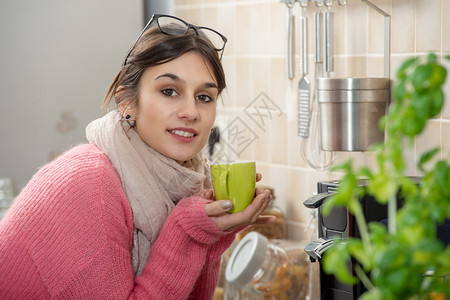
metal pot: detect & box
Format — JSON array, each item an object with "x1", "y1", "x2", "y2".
[{"x1": 317, "y1": 77, "x2": 390, "y2": 151}]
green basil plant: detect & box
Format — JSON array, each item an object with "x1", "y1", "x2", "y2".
[{"x1": 322, "y1": 53, "x2": 450, "y2": 300}]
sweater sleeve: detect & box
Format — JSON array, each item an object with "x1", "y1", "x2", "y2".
[{"x1": 132, "y1": 197, "x2": 237, "y2": 300}]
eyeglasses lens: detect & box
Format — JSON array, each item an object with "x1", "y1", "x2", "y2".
[
  {"x1": 198, "y1": 28, "x2": 226, "y2": 51},
  {"x1": 157, "y1": 16, "x2": 188, "y2": 35},
  {"x1": 157, "y1": 16, "x2": 225, "y2": 51}
]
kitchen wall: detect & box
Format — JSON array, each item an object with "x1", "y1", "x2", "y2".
[
  {"x1": 0, "y1": 0, "x2": 143, "y2": 189},
  {"x1": 174, "y1": 0, "x2": 450, "y2": 242}
]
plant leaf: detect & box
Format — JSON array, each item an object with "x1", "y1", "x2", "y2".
[
  {"x1": 430, "y1": 88, "x2": 444, "y2": 117},
  {"x1": 322, "y1": 241, "x2": 359, "y2": 285},
  {"x1": 411, "y1": 64, "x2": 433, "y2": 93},
  {"x1": 396, "y1": 57, "x2": 417, "y2": 79},
  {"x1": 418, "y1": 147, "x2": 440, "y2": 172}
]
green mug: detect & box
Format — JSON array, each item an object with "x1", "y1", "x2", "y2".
[{"x1": 210, "y1": 161, "x2": 256, "y2": 214}]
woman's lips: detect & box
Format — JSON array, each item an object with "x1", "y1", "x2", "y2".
[{"x1": 168, "y1": 128, "x2": 198, "y2": 142}]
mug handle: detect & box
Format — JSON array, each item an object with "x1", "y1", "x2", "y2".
[{"x1": 219, "y1": 167, "x2": 229, "y2": 200}]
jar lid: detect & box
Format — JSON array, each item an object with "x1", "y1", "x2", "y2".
[{"x1": 225, "y1": 232, "x2": 269, "y2": 287}]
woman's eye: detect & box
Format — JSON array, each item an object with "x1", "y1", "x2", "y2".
[
  {"x1": 196, "y1": 94, "x2": 214, "y2": 103},
  {"x1": 161, "y1": 88, "x2": 178, "y2": 97}
]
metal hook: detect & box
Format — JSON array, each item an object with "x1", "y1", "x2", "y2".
[
  {"x1": 299, "y1": 0, "x2": 309, "y2": 8},
  {"x1": 283, "y1": 0, "x2": 295, "y2": 8},
  {"x1": 338, "y1": 0, "x2": 347, "y2": 5},
  {"x1": 315, "y1": 0, "x2": 324, "y2": 8}
]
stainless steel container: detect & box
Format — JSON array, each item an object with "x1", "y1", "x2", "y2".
[{"x1": 317, "y1": 77, "x2": 390, "y2": 151}]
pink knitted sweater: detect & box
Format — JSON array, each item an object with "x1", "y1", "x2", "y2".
[{"x1": 0, "y1": 144, "x2": 236, "y2": 299}]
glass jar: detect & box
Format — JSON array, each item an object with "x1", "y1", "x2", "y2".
[
  {"x1": 214, "y1": 238, "x2": 239, "y2": 299},
  {"x1": 225, "y1": 232, "x2": 310, "y2": 300}
]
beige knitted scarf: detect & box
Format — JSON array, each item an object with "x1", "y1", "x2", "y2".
[{"x1": 86, "y1": 110, "x2": 211, "y2": 276}]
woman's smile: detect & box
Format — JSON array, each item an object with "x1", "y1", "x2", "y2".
[{"x1": 168, "y1": 127, "x2": 199, "y2": 141}]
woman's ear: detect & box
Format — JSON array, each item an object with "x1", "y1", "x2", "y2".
[
  {"x1": 118, "y1": 101, "x2": 137, "y2": 120},
  {"x1": 118, "y1": 99, "x2": 131, "y2": 115},
  {"x1": 116, "y1": 87, "x2": 136, "y2": 116}
]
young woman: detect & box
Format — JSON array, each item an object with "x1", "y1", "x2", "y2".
[{"x1": 0, "y1": 15, "x2": 274, "y2": 299}]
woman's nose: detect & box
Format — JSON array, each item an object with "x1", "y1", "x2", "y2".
[{"x1": 177, "y1": 97, "x2": 199, "y2": 121}]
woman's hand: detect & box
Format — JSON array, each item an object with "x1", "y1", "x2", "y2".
[
  {"x1": 195, "y1": 189, "x2": 214, "y2": 201},
  {"x1": 203, "y1": 173, "x2": 276, "y2": 231}
]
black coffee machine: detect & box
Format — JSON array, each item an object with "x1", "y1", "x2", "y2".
[{"x1": 303, "y1": 178, "x2": 449, "y2": 300}]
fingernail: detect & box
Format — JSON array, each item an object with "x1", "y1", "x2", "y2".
[{"x1": 221, "y1": 201, "x2": 232, "y2": 209}]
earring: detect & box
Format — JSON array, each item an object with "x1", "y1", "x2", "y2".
[{"x1": 125, "y1": 114, "x2": 136, "y2": 127}]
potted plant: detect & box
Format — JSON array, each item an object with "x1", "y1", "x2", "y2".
[{"x1": 322, "y1": 53, "x2": 450, "y2": 299}]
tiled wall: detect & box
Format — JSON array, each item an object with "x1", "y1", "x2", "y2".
[{"x1": 174, "y1": 0, "x2": 450, "y2": 242}]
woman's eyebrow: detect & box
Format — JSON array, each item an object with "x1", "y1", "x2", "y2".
[
  {"x1": 155, "y1": 73, "x2": 218, "y2": 90},
  {"x1": 203, "y1": 82, "x2": 218, "y2": 90},
  {"x1": 155, "y1": 73, "x2": 183, "y2": 82}
]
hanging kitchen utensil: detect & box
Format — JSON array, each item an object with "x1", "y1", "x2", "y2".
[
  {"x1": 298, "y1": 0, "x2": 310, "y2": 138},
  {"x1": 282, "y1": 0, "x2": 296, "y2": 79},
  {"x1": 324, "y1": 0, "x2": 334, "y2": 76},
  {"x1": 313, "y1": 4, "x2": 324, "y2": 78},
  {"x1": 301, "y1": 1, "x2": 337, "y2": 171}
]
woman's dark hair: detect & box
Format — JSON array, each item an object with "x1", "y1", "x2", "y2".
[{"x1": 102, "y1": 25, "x2": 226, "y2": 108}]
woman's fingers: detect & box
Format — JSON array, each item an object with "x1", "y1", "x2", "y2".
[
  {"x1": 255, "y1": 187, "x2": 273, "y2": 200},
  {"x1": 256, "y1": 173, "x2": 262, "y2": 182},
  {"x1": 204, "y1": 199, "x2": 233, "y2": 216},
  {"x1": 248, "y1": 190, "x2": 272, "y2": 218},
  {"x1": 196, "y1": 189, "x2": 215, "y2": 200},
  {"x1": 252, "y1": 215, "x2": 277, "y2": 225},
  {"x1": 211, "y1": 190, "x2": 272, "y2": 231}
]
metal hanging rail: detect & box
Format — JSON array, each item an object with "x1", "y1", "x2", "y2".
[
  {"x1": 280, "y1": 0, "x2": 391, "y2": 79},
  {"x1": 361, "y1": 0, "x2": 391, "y2": 79}
]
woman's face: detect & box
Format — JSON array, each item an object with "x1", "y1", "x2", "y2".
[{"x1": 124, "y1": 52, "x2": 218, "y2": 164}]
